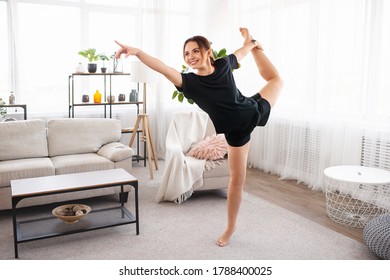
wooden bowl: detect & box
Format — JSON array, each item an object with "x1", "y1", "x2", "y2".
[{"x1": 52, "y1": 204, "x2": 91, "y2": 224}]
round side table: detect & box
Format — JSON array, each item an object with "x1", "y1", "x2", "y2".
[{"x1": 324, "y1": 165, "x2": 390, "y2": 228}]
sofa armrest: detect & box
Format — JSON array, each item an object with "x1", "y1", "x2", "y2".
[{"x1": 97, "y1": 142, "x2": 133, "y2": 162}]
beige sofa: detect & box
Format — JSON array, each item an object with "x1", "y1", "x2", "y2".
[{"x1": 0, "y1": 118, "x2": 134, "y2": 210}]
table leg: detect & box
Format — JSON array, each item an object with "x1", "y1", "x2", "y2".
[
  {"x1": 134, "y1": 183, "x2": 139, "y2": 235},
  {"x1": 12, "y1": 199, "x2": 19, "y2": 259},
  {"x1": 120, "y1": 185, "x2": 124, "y2": 207}
]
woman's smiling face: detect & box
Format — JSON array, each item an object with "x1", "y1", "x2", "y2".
[{"x1": 184, "y1": 41, "x2": 210, "y2": 70}]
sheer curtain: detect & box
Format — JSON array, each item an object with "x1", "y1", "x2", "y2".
[
  {"x1": 0, "y1": 1, "x2": 9, "y2": 98},
  {"x1": 3, "y1": 0, "x2": 390, "y2": 189},
  {"x1": 228, "y1": 0, "x2": 390, "y2": 190},
  {"x1": 138, "y1": 0, "x2": 193, "y2": 158},
  {"x1": 2, "y1": 0, "x2": 192, "y2": 158}
]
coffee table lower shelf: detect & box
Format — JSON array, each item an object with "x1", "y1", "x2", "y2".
[{"x1": 16, "y1": 206, "x2": 135, "y2": 243}]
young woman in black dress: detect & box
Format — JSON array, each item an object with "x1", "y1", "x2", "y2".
[{"x1": 115, "y1": 27, "x2": 283, "y2": 247}]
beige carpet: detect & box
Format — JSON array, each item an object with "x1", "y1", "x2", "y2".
[{"x1": 0, "y1": 161, "x2": 377, "y2": 260}]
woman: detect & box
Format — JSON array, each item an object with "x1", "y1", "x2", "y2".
[{"x1": 115, "y1": 27, "x2": 283, "y2": 247}]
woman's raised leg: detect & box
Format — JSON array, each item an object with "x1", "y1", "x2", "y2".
[{"x1": 240, "y1": 27, "x2": 283, "y2": 107}]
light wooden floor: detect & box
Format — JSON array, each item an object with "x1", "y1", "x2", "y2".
[{"x1": 244, "y1": 167, "x2": 364, "y2": 243}]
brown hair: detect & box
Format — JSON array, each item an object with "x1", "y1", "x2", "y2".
[{"x1": 183, "y1": 35, "x2": 215, "y2": 65}]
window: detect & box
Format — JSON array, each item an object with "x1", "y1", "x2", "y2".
[
  {"x1": 18, "y1": 3, "x2": 79, "y2": 113},
  {"x1": 0, "y1": 1, "x2": 8, "y2": 99},
  {"x1": 6, "y1": 0, "x2": 190, "y2": 115},
  {"x1": 85, "y1": 0, "x2": 138, "y2": 8},
  {"x1": 235, "y1": 0, "x2": 390, "y2": 124},
  {"x1": 374, "y1": 0, "x2": 390, "y2": 119}
]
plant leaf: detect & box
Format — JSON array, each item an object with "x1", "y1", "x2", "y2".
[
  {"x1": 218, "y1": 48, "x2": 227, "y2": 58},
  {"x1": 212, "y1": 49, "x2": 218, "y2": 59},
  {"x1": 172, "y1": 90, "x2": 179, "y2": 99}
]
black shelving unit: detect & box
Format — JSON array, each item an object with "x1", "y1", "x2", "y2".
[{"x1": 68, "y1": 72, "x2": 146, "y2": 165}]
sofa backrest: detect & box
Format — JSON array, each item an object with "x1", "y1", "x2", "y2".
[
  {"x1": 47, "y1": 118, "x2": 122, "y2": 157},
  {"x1": 0, "y1": 119, "x2": 49, "y2": 161}
]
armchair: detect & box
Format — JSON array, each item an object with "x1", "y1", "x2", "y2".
[{"x1": 156, "y1": 110, "x2": 229, "y2": 203}]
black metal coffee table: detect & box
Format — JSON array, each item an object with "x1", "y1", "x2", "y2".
[{"x1": 11, "y1": 168, "x2": 138, "y2": 258}]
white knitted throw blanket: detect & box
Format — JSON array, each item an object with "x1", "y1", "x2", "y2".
[{"x1": 156, "y1": 111, "x2": 212, "y2": 204}]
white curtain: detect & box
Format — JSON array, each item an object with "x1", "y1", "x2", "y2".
[
  {"x1": 228, "y1": 0, "x2": 390, "y2": 191},
  {"x1": 4, "y1": 0, "x2": 390, "y2": 190},
  {"x1": 6, "y1": 0, "x2": 19, "y2": 101},
  {"x1": 138, "y1": 0, "x2": 196, "y2": 159},
  {"x1": 3, "y1": 0, "x2": 193, "y2": 158}
]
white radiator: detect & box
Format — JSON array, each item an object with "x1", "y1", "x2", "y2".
[
  {"x1": 361, "y1": 136, "x2": 390, "y2": 171},
  {"x1": 359, "y1": 135, "x2": 390, "y2": 210},
  {"x1": 256, "y1": 120, "x2": 321, "y2": 179}
]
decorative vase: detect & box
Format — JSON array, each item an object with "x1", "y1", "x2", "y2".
[
  {"x1": 75, "y1": 62, "x2": 84, "y2": 73},
  {"x1": 93, "y1": 90, "x2": 101, "y2": 103},
  {"x1": 129, "y1": 89, "x2": 138, "y2": 102},
  {"x1": 82, "y1": 95, "x2": 89, "y2": 103},
  {"x1": 118, "y1": 93, "x2": 125, "y2": 102},
  {"x1": 113, "y1": 58, "x2": 123, "y2": 73},
  {"x1": 88, "y1": 63, "x2": 97, "y2": 73},
  {"x1": 106, "y1": 95, "x2": 115, "y2": 103},
  {"x1": 9, "y1": 93, "x2": 15, "y2": 105}
]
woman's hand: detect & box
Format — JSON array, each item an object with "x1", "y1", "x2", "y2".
[
  {"x1": 114, "y1": 40, "x2": 139, "y2": 59},
  {"x1": 250, "y1": 39, "x2": 264, "y2": 51},
  {"x1": 239, "y1": 27, "x2": 263, "y2": 51}
]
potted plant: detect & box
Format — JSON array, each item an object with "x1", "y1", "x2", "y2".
[
  {"x1": 99, "y1": 54, "x2": 110, "y2": 73},
  {"x1": 0, "y1": 97, "x2": 6, "y2": 120},
  {"x1": 171, "y1": 65, "x2": 195, "y2": 104},
  {"x1": 78, "y1": 48, "x2": 102, "y2": 73}
]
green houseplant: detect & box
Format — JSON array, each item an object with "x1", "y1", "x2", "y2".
[
  {"x1": 78, "y1": 48, "x2": 103, "y2": 73},
  {"x1": 0, "y1": 98, "x2": 6, "y2": 119},
  {"x1": 172, "y1": 48, "x2": 229, "y2": 104},
  {"x1": 99, "y1": 54, "x2": 110, "y2": 73}
]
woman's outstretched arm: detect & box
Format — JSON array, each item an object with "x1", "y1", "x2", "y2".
[{"x1": 115, "y1": 40, "x2": 182, "y2": 88}]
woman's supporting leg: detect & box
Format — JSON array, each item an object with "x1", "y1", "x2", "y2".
[{"x1": 216, "y1": 142, "x2": 251, "y2": 247}]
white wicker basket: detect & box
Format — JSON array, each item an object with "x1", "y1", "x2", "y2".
[{"x1": 324, "y1": 166, "x2": 390, "y2": 228}]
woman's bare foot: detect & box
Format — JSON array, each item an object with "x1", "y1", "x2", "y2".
[
  {"x1": 239, "y1": 27, "x2": 252, "y2": 44},
  {"x1": 216, "y1": 227, "x2": 236, "y2": 247}
]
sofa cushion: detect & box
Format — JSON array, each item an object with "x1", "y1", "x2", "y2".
[
  {"x1": 187, "y1": 134, "x2": 228, "y2": 160},
  {"x1": 51, "y1": 153, "x2": 114, "y2": 175},
  {"x1": 0, "y1": 158, "x2": 55, "y2": 188},
  {"x1": 47, "y1": 118, "x2": 122, "y2": 157},
  {"x1": 0, "y1": 119, "x2": 48, "y2": 161},
  {"x1": 97, "y1": 142, "x2": 134, "y2": 162}
]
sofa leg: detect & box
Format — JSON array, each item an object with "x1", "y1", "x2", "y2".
[{"x1": 119, "y1": 192, "x2": 129, "y2": 203}]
